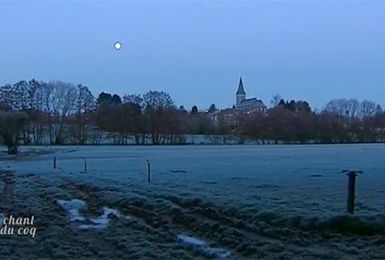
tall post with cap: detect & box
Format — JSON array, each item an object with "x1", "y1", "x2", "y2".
[{"x1": 343, "y1": 170, "x2": 362, "y2": 214}]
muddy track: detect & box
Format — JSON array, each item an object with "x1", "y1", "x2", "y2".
[
  {"x1": 7, "y1": 174, "x2": 200, "y2": 259},
  {"x1": 4, "y1": 172, "x2": 385, "y2": 259},
  {"x1": 53, "y1": 177, "x2": 385, "y2": 259}
]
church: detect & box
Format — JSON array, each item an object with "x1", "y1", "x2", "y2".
[
  {"x1": 209, "y1": 78, "x2": 267, "y2": 124},
  {"x1": 235, "y1": 77, "x2": 267, "y2": 113}
]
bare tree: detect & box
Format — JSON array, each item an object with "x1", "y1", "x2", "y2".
[
  {"x1": 345, "y1": 99, "x2": 360, "y2": 118},
  {"x1": 325, "y1": 98, "x2": 356, "y2": 118},
  {"x1": 360, "y1": 100, "x2": 378, "y2": 118},
  {"x1": 123, "y1": 94, "x2": 143, "y2": 108},
  {"x1": 42, "y1": 81, "x2": 78, "y2": 144},
  {"x1": 0, "y1": 84, "x2": 14, "y2": 110},
  {"x1": 143, "y1": 91, "x2": 175, "y2": 144},
  {"x1": 270, "y1": 94, "x2": 282, "y2": 108},
  {"x1": 28, "y1": 79, "x2": 45, "y2": 144},
  {"x1": 74, "y1": 84, "x2": 95, "y2": 144}
]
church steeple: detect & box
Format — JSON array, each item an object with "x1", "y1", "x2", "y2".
[
  {"x1": 236, "y1": 77, "x2": 246, "y2": 94},
  {"x1": 236, "y1": 77, "x2": 246, "y2": 107}
]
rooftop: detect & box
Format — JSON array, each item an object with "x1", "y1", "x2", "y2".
[{"x1": 239, "y1": 98, "x2": 266, "y2": 108}]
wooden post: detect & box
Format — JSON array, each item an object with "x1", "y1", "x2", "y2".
[
  {"x1": 346, "y1": 171, "x2": 358, "y2": 214},
  {"x1": 147, "y1": 159, "x2": 151, "y2": 183},
  {"x1": 53, "y1": 156, "x2": 57, "y2": 169},
  {"x1": 84, "y1": 158, "x2": 87, "y2": 173}
]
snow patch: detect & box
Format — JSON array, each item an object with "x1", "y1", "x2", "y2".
[
  {"x1": 57, "y1": 199, "x2": 131, "y2": 230},
  {"x1": 79, "y1": 207, "x2": 132, "y2": 230},
  {"x1": 177, "y1": 234, "x2": 231, "y2": 259},
  {"x1": 177, "y1": 234, "x2": 206, "y2": 247},
  {"x1": 57, "y1": 199, "x2": 86, "y2": 222}
]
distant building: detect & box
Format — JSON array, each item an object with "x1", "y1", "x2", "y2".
[
  {"x1": 209, "y1": 77, "x2": 267, "y2": 125},
  {"x1": 235, "y1": 77, "x2": 267, "y2": 113}
]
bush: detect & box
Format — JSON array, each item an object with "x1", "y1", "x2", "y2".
[{"x1": 0, "y1": 111, "x2": 28, "y2": 154}]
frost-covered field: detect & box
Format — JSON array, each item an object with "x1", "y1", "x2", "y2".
[{"x1": 1, "y1": 144, "x2": 385, "y2": 259}]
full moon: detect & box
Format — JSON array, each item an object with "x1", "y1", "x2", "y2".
[{"x1": 114, "y1": 41, "x2": 122, "y2": 50}]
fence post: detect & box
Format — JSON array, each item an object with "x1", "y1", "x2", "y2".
[
  {"x1": 53, "y1": 156, "x2": 57, "y2": 169},
  {"x1": 84, "y1": 158, "x2": 87, "y2": 173},
  {"x1": 147, "y1": 159, "x2": 151, "y2": 183},
  {"x1": 343, "y1": 170, "x2": 362, "y2": 214}
]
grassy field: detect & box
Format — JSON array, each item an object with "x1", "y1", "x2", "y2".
[{"x1": 1, "y1": 144, "x2": 385, "y2": 259}]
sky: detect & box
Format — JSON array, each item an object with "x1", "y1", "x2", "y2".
[{"x1": 0, "y1": 0, "x2": 384, "y2": 111}]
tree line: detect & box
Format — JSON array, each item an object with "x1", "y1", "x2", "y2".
[
  {"x1": 0, "y1": 79, "x2": 217, "y2": 153},
  {"x1": 239, "y1": 97, "x2": 385, "y2": 144},
  {"x1": 1, "y1": 79, "x2": 385, "y2": 154}
]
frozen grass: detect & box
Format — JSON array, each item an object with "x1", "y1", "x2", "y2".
[
  {"x1": 2, "y1": 144, "x2": 385, "y2": 258},
  {"x1": 7, "y1": 144, "x2": 385, "y2": 217}
]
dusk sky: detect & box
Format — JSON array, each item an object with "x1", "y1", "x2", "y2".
[{"x1": 0, "y1": 0, "x2": 384, "y2": 110}]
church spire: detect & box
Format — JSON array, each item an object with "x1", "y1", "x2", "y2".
[
  {"x1": 236, "y1": 77, "x2": 245, "y2": 94},
  {"x1": 236, "y1": 77, "x2": 246, "y2": 107}
]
